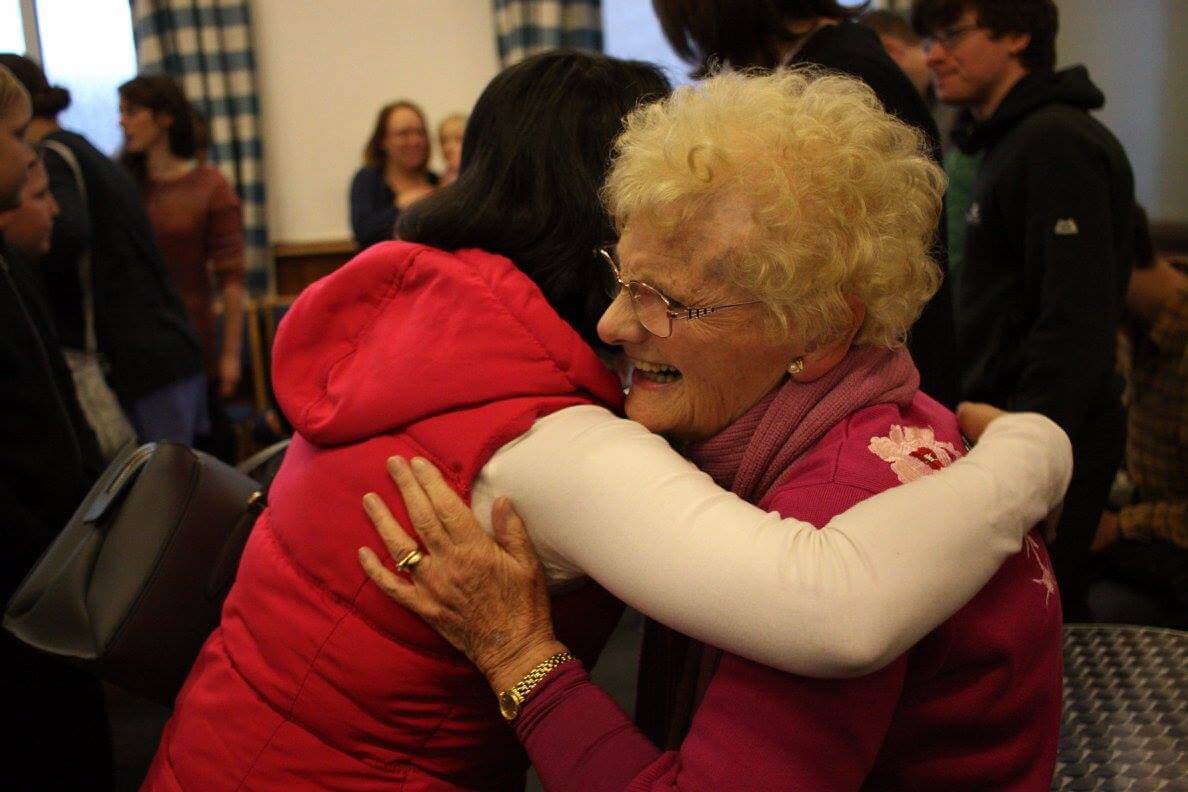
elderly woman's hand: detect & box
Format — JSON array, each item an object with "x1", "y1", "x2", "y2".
[
  {"x1": 358, "y1": 457, "x2": 567, "y2": 693},
  {"x1": 956, "y1": 401, "x2": 1008, "y2": 444},
  {"x1": 958, "y1": 402, "x2": 1065, "y2": 540}
]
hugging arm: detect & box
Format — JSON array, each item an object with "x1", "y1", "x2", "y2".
[{"x1": 477, "y1": 407, "x2": 1071, "y2": 677}]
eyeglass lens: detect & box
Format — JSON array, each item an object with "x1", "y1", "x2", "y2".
[
  {"x1": 600, "y1": 248, "x2": 674, "y2": 338},
  {"x1": 627, "y1": 283, "x2": 673, "y2": 338}
]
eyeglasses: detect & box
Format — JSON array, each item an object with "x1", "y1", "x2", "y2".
[
  {"x1": 923, "y1": 24, "x2": 982, "y2": 52},
  {"x1": 596, "y1": 246, "x2": 761, "y2": 339}
]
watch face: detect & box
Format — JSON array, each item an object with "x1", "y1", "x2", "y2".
[{"x1": 498, "y1": 690, "x2": 521, "y2": 721}]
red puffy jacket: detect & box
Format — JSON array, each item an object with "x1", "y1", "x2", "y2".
[{"x1": 144, "y1": 242, "x2": 625, "y2": 790}]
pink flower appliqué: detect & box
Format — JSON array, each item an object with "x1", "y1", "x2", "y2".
[
  {"x1": 868, "y1": 425, "x2": 961, "y2": 484},
  {"x1": 1024, "y1": 535, "x2": 1058, "y2": 607}
]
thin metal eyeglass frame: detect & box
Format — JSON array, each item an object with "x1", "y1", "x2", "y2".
[
  {"x1": 923, "y1": 24, "x2": 982, "y2": 52},
  {"x1": 595, "y1": 246, "x2": 761, "y2": 339}
]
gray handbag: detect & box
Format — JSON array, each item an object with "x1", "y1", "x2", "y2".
[
  {"x1": 41, "y1": 139, "x2": 137, "y2": 459},
  {"x1": 3, "y1": 440, "x2": 288, "y2": 705}
]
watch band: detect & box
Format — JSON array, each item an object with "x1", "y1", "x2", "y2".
[
  {"x1": 498, "y1": 651, "x2": 574, "y2": 721},
  {"x1": 511, "y1": 651, "x2": 573, "y2": 700}
]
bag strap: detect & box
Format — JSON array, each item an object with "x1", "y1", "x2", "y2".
[{"x1": 40, "y1": 138, "x2": 98, "y2": 356}]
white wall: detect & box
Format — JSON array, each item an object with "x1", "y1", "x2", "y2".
[
  {"x1": 1056, "y1": 0, "x2": 1186, "y2": 223},
  {"x1": 252, "y1": 0, "x2": 500, "y2": 243}
]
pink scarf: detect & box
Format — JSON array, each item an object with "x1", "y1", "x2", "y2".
[
  {"x1": 689, "y1": 344, "x2": 919, "y2": 502},
  {"x1": 637, "y1": 344, "x2": 920, "y2": 749}
]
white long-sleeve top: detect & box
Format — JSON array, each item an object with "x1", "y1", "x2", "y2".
[{"x1": 470, "y1": 406, "x2": 1071, "y2": 678}]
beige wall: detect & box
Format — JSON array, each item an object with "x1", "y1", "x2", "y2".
[
  {"x1": 253, "y1": 0, "x2": 500, "y2": 243},
  {"x1": 1056, "y1": 0, "x2": 1186, "y2": 223}
]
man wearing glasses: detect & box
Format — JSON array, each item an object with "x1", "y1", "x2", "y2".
[{"x1": 912, "y1": 0, "x2": 1135, "y2": 621}]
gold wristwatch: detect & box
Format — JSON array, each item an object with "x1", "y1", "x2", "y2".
[{"x1": 497, "y1": 651, "x2": 574, "y2": 722}]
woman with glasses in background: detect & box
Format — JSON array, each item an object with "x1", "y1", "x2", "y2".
[
  {"x1": 148, "y1": 55, "x2": 1069, "y2": 790},
  {"x1": 349, "y1": 99, "x2": 437, "y2": 248}
]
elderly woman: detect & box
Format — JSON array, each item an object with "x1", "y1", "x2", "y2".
[{"x1": 360, "y1": 70, "x2": 1064, "y2": 790}]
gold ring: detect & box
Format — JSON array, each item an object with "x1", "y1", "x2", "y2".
[{"x1": 394, "y1": 548, "x2": 423, "y2": 573}]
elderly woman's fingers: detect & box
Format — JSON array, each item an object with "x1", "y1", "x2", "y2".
[
  {"x1": 956, "y1": 401, "x2": 1007, "y2": 444},
  {"x1": 490, "y1": 497, "x2": 539, "y2": 568},
  {"x1": 385, "y1": 456, "x2": 451, "y2": 552},
  {"x1": 408, "y1": 457, "x2": 487, "y2": 542},
  {"x1": 358, "y1": 546, "x2": 427, "y2": 612},
  {"x1": 361, "y1": 491, "x2": 422, "y2": 559}
]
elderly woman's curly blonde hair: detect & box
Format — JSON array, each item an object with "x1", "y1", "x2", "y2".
[{"x1": 603, "y1": 68, "x2": 946, "y2": 352}]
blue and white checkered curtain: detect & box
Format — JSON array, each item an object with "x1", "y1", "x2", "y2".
[
  {"x1": 492, "y1": 0, "x2": 603, "y2": 67},
  {"x1": 131, "y1": 0, "x2": 270, "y2": 293}
]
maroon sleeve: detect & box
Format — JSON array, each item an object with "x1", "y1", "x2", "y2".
[
  {"x1": 520, "y1": 650, "x2": 909, "y2": 791},
  {"x1": 516, "y1": 662, "x2": 662, "y2": 792},
  {"x1": 204, "y1": 168, "x2": 246, "y2": 287},
  {"x1": 517, "y1": 480, "x2": 910, "y2": 790}
]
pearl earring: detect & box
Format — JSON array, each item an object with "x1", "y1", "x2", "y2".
[{"x1": 788, "y1": 357, "x2": 805, "y2": 375}]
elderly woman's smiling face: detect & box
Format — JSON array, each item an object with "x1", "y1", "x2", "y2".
[{"x1": 597, "y1": 206, "x2": 796, "y2": 441}]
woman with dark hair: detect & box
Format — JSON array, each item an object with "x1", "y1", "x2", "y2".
[
  {"x1": 652, "y1": 0, "x2": 960, "y2": 410},
  {"x1": 146, "y1": 53, "x2": 1069, "y2": 790},
  {"x1": 0, "y1": 53, "x2": 205, "y2": 446},
  {"x1": 349, "y1": 100, "x2": 437, "y2": 248},
  {"x1": 118, "y1": 75, "x2": 246, "y2": 429}
]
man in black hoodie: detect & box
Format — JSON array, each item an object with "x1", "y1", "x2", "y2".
[{"x1": 912, "y1": 0, "x2": 1134, "y2": 619}]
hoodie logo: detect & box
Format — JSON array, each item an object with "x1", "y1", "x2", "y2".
[
  {"x1": 1054, "y1": 218, "x2": 1079, "y2": 236},
  {"x1": 965, "y1": 202, "x2": 982, "y2": 226}
]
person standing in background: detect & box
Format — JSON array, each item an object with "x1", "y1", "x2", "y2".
[
  {"x1": 912, "y1": 0, "x2": 1134, "y2": 620},
  {"x1": 652, "y1": 0, "x2": 959, "y2": 409},
  {"x1": 2, "y1": 156, "x2": 57, "y2": 260},
  {"x1": 349, "y1": 100, "x2": 437, "y2": 248},
  {"x1": 0, "y1": 53, "x2": 206, "y2": 446},
  {"x1": 118, "y1": 75, "x2": 246, "y2": 460},
  {"x1": 0, "y1": 64, "x2": 112, "y2": 792},
  {"x1": 858, "y1": 8, "x2": 959, "y2": 149},
  {"x1": 437, "y1": 112, "x2": 466, "y2": 187},
  {"x1": 1090, "y1": 207, "x2": 1187, "y2": 627},
  {"x1": 860, "y1": 8, "x2": 979, "y2": 298}
]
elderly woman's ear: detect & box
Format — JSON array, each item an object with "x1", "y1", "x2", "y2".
[{"x1": 790, "y1": 295, "x2": 866, "y2": 383}]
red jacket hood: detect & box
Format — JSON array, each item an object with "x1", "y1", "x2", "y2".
[{"x1": 272, "y1": 242, "x2": 624, "y2": 445}]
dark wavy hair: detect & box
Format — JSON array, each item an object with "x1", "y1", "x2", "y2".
[
  {"x1": 362, "y1": 100, "x2": 430, "y2": 172},
  {"x1": 652, "y1": 0, "x2": 866, "y2": 75},
  {"x1": 118, "y1": 74, "x2": 206, "y2": 184},
  {"x1": 397, "y1": 51, "x2": 670, "y2": 350},
  {"x1": 0, "y1": 53, "x2": 71, "y2": 118},
  {"x1": 911, "y1": 0, "x2": 1058, "y2": 73}
]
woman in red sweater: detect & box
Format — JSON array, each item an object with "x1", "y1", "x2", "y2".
[
  {"x1": 359, "y1": 70, "x2": 1064, "y2": 790},
  {"x1": 118, "y1": 75, "x2": 245, "y2": 455}
]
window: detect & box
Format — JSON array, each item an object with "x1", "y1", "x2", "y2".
[
  {"x1": 602, "y1": 0, "x2": 692, "y2": 87},
  {"x1": 1, "y1": 0, "x2": 26, "y2": 54},
  {"x1": 4, "y1": 0, "x2": 136, "y2": 156}
]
